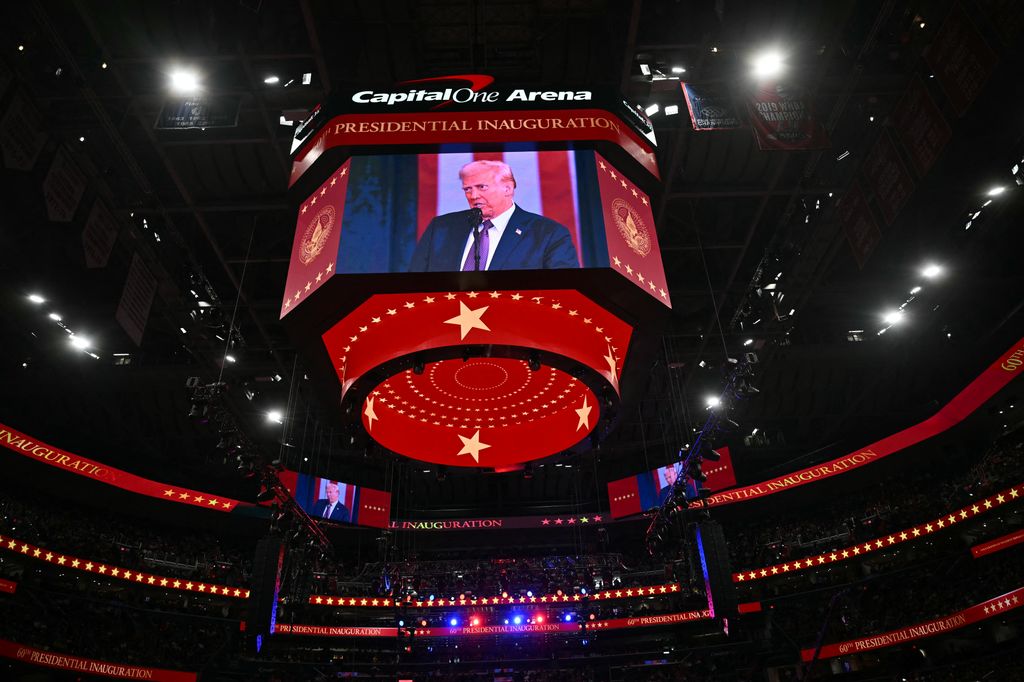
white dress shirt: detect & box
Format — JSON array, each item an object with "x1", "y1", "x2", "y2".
[{"x1": 458, "y1": 203, "x2": 516, "y2": 271}]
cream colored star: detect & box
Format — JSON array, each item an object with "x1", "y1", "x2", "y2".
[
  {"x1": 444, "y1": 302, "x2": 491, "y2": 340},
  {"x1": 457, "y1": 429, "x2": 491, "y2": 463},
  {"x1": 365, "y1": 396, "x2": 378, "y2": 431},
  {"x1": 575, "y1": 397, "x2": 593, "y2": 431}
]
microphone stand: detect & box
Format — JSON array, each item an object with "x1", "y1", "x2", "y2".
[{"x1": 473, "y1": 225, "x2": 482, "y2": 271}]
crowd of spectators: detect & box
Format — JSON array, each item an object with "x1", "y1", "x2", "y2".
[{"x1": 727, "y1": 439, "x2": 1021, "y2": 569}]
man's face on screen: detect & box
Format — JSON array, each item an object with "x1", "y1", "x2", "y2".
[
  {"x1": 462, "y1": 169, "x2": 513, "y2": 220},
  {"x1": 664, "y1": 466, "x2": 678, "y2": 486},
  {"x1": 326, "y1": 484, "x2": 340, "y2": 504}
]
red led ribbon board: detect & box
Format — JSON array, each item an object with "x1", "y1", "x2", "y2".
[
  {"x1": 0, "y1": 424, "x2": 244, "y2": 513},
  {"x1": 0, "y1": 639, "x2": 198, "y2": 682},
  {"x1": 322, "y1": 289, "x2": 631, "y2": 467},
  {"x1": 800, "y1": 586, "x2": 1024, "y2": 661}
]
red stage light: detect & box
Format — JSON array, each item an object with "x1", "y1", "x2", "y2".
[
  {"x1": 470, "y1": 616, "x2": 481, "y2": 627},
  {"x1": 535, "y1": 614, "x2": 544, "y2": 624}
]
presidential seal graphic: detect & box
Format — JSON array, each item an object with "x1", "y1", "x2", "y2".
[
  {"x1": 611, "y1": 198, "x2": 651, "y2": 257},
  {"x1": 300, "y1": 205, "x2": 335, "y2": 265}
]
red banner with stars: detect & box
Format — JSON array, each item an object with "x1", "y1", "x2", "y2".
[
  {"x1": 0, "y1": 639, "x2": 198, "y2": 682},
  {"x1": 0, "y1": 425, "x2": 244, "y2": 513},
  {"x1": 322, "y1": 289, "x2": 632, "y2": 468},
  {"x1": 0, "y1": 530, "x2": 249, "y2": 599},
  {"x1": 281, "y1": 159, "x2": 349, "y2": 318},
  {"x1": 971, "y1": 528, "x2": 1024, "y2": 559},
  {"x1": 596, "y1": 152, "x2": 670, "y2": 307},
  {"x1": 801, "y1": 586, "x2": 1024, "y2": 661}
]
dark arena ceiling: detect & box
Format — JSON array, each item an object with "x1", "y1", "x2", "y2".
[{"x1": 0, "y1": 0, "x2": 1021, "y2": 531}]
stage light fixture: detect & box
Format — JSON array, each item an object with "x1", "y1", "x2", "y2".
[
  {"x1": 671, "y1": 66, "x2": 686, "y2": 74},
  {"x1": 921, "y1": 264, "x2": 942, "y2": 278},
  {"x1": 564, "y1": 613, "x2": 573, "y2": 622},
  {"x1": 470, "y1": 616, "x2": 480, "y2": 627},
  {"x1": 987, "y1": 186, "x2": 1006, "y2": 196},
  {"x1": 535, "y1": 614, "x2": 544, "y2": 624},
  {"x1": 225, "y1": 354, "x2": 237, "y2": 363},
  {"x1": 48, "y1": 312, "x2": 61, "y2": 321},
  {"x1": 169, "y1": 68, "x2": 200, "y2": 94},
  {"x1": 413, "y1": 355, "x2": 425, "y2": 375},
  {"x1": 266, "y1": 410, "x2": 283, "y2": 424},
  {"x1": 705, "y1": 448, "x2": 723, "y2": 462},
  {"x1": 449, "y1": 617, "x2": 458, "y2": 627},
  {"x1": 27, "y1": 293, "x2": 45, "y2": 304},
  {"x1": 528, "y1": 352, "x2": 541, "y2": 372},
  {"x1": 645, "y1": 103, "x2": 659, "y2": 116},
  {"x1": 883, "y1": 310, "x2": 903, "y2": 325},
  {"x1": 512, "y1": 615, "x2": 523, "y2": 625},
  {"x1": 263, "y1": 75, "x2": 280, "y2": 84},
  {"x1": 664, "y1": 104, "x2": 679, "y2": 116},
  {"x1": 751, "y1": 49, "x2": 785, "y2": 78},
  {"x1": 69, "y1": 335, "x2": 91, "y2": 350},
  {"x1": 705, "y1": 396, "x2": 720, "y2": 409}
]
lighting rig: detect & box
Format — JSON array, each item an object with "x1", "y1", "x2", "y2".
[
  {"x1": 186, "y1": 379, "x2": 264, "y2": 474},
  {"x1": 645, "y1": 353, "x2": 758, "y2": 556},
  {"x1": 257, "y1": 469, "x2": 332, "y2": 555}
]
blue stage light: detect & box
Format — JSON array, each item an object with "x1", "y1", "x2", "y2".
[
  {"x1": 564, "y1": 613, "x2": 573, "y2": 622},
  {"x1": 512, "y1": 615, "x2": 523, "y2": 625},
  {"x1": 449, "y1": 617, "x2": 458, "y2": 627}
]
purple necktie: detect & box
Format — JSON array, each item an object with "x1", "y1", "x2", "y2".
[{"x1": 462, "y1": 220, "x2": 492, "y2": 271}]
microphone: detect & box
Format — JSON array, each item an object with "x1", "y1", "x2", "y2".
[
  {"x1": 467, "y1": 207, "x2": 483, "y2": 227},
  {"x1": 467, "y1": 208, "x2": 484, "y2": 271}
]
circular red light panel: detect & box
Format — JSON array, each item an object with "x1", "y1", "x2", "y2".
[{"x1": 362, "y1": 357, "x2": 598, "y2": 468}]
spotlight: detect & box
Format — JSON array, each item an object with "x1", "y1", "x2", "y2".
[
  {"x1": 263, "y1": 75, "x2": 280, "y2": 84},
  {"x1": 526, "y1": 591, "x2": 533, "y2": 598},
  {"x1": 704, "y1": 396, "x2": 721, "y2": 409},
  {"x1": 225, "y1": 354, "x2": 237, "y2": 363},
  {"x1": 751, "y1": 49, "x2": 785, "y2": 78},
  {"x1": 513, "y1": 615, "x2": 523, "y2": 625},
  {"x1": 921, "y1": 264, "x2": 942, "y2": 278},
  {"x1": 27, "y1": 293, "x2": 46, "y2": 304},
  {"x1": 986, "y1": 186, "x2": 1006, "y2": 197},
  {"x1": 664, "y1": 104, "x2": 679, "y2": 116},
  {"x1": 645, "y1": 103, "x2": 659, "y2": 116},
  {"x1": 69, "y1": 335, "x2": 91, "y2": 350},
  {"x1": 449, "y1": 617, "x2": 459, "y2": 627},
  {"x1": 169, "y1": 68, "x2": 200, "y2": 94},
  {"x1": 48, "y1": 312, "x2": 61, "y2": 321},
  {"x1": 671, "y1": 66, "x2": 686, "y2": 74},
  {"x1": 266, "y1": 410, "x2": 284, "y2": 424},
  {"x1": 470, "y1": 617, "x2": 480, "y2": 627},
  {"x1": 535, "y1": 615, "x2": 544, "y2": 624},
  {"x1": 564, "y1": 613, "x2": 573, "y2": 622},
  {"x1": 743, "y1": 339, "x2": 753, "y2": 346},
  {"x1": 883, "y1": 310, "x2": 903, "y2": 325}
]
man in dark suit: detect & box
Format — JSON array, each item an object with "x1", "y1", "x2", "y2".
[
  {"x1": 311, "y1": 481, "x2": 351, "y2": 523},
  {"x1": 409, "y1": 160, "x2": 580, "y2": 272},
  {"x1": 657, "y1": 463, "x2": 681, "y2": 507}
]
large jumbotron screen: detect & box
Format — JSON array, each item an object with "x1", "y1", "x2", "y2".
[
  {"x1": 283, "y1": 472, "x2": 392, "y2": 529},
  {"x1": 336, "y1": 150, "x2": 610, "y2": 273}
]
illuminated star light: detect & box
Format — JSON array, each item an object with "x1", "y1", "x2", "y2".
[
  {"x1": 575, "y1": 397, "x2": 593, "y2": 431},
  {"x1": 365, "y1": 396, "x2": 378, "y2": 431},
  {"x1": 456, "y1": 429, "x2": 491, "y2": 463},
  {"x1": 444, "y1": 302, "x2": 491, "y2": 340}
]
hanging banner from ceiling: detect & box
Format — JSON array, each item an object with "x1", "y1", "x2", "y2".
[
  {"x1": 706, "y1": 336, "x2": 1024, "y2": 507},
  {"x1": 0, "y1": 639, "x2": 198, "y2": 682},
  {"x1": 115, "y1": 252, "x2": 158, "y2": 346},
  {"x1": 800, "y1": 586, "x2": 1023, "y2": 661},
  {"x1": 0, "y1": 423, "x2": 244, "y2": 513},
  {"x1": 43, "y1": 145, "x2": 88, "y2": 222},
  {"x1": 82, "y1": 199, "x2": 121, "y2": 268},
  {"x1": 0, "y1": 91, "x2": 47, "y2": 171},
  {"x1": 837, "y1": 181, "x2": 881, "y2": 269},
  {"x1": 681, "y1": 82, "x2": 742, "y2": 131},
  {"x1": 925, "y1": 2, "x2": 999, "y2": 117},
  {"x1": 891, "y1": 77, "x2": 951, "y2": 178},
  {"x1": 861, "y1": 131, "x2": 915, "y2": 226},
  {"x1": 155, "y1": 96, "x2": 240, "y2": 130},
  {"x1": 746, "y1": 83, "x2": 829, "y2": 151}
]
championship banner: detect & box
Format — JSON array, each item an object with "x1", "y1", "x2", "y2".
[
  {"x1": 861, "y1": 131, "x2": 914, "y2": 226},
  {"x1": 82, "y1": 198, "x2": 121, "y2": 269},
  {"x1": 800, "y1": 586, "x2": 1024, "y2": 661},
  {"x1": 925, "y1": 2, "x2": 998, "y2": 117},
  {"x1": 837, "y1": 181, "x2": 881, "y2": 269},
  {"x1": 707, "y1": 336, "x2": 1024, "y2": 507},
  {"x1": 891, "y1": 77, "x2": 951, "y2": 177},
  {"x1": 0, "y1": 424, "x2": 245, "y2": 513},
  {"x1": 971, "y1": 529, "x2": 1024, "y2": 559},
  {"x1": 289, "y1": 109, "x2": 659, "y2": 187},
  {"x1": 42, "y1": 145, "x2": 88, "y2": 222},
  {"x1": 746, "y1": 83, "x2": 829, "y2": 151},
  {"x1": 681, "y1": 83, "x2": 742, "y2": 131},
  {"x1": 0, "y1": 638, "x2": 198, "y2": 682},
  {"x1": 115, "y1": 252, "x2": 158, "y2": 346}
]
